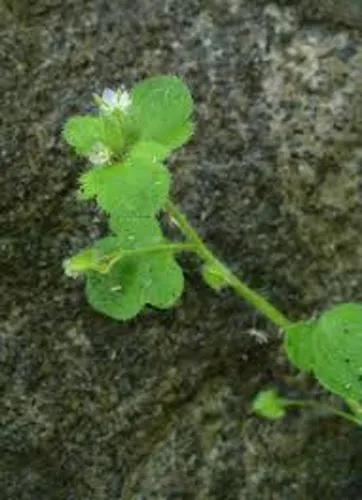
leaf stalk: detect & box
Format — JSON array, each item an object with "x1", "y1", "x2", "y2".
[
  {"x1": 165, "y1": 200, "x2": 292, "y2": 330},
  {"x1": 282, "y1": 399, "x2": 362, "y2": 426}
]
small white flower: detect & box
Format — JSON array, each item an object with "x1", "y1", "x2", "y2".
[
  {"x1": 100, "y1": 87, "x2": 132, "y2": 114},
  {"x1": 88, "y1": 142, "x2": 111, "y2": 165}
]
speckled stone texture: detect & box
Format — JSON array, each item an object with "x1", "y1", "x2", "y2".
[{"x1": 0, "y1": 1, "x2": 361, "y2": 498}]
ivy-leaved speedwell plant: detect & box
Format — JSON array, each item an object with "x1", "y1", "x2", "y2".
[{"x1": 63, "y1": 76, "x2": 362, "y2": 426}]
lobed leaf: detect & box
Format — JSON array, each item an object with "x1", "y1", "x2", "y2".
[
  {"x1": 85, "y1": 218, "x2": 184, "y2": 320},
  {"x1": 312, "y1": 303, "x2": 362, "y2": 403},
  {"x1": 129, "y1": 140, "x2": 170, "y2": 162},
  {"x1": 284, "y1": 321, "x2": 315, "y2": 372},
  {"x1": 285, "y1": 303, "x2": 362, "y2": 404},
  {"x1": 63, "y1": 114, "x2": 125, "y2": 158},
  {"x1": 130, "y1": 75, "x2": 194, "y2": 153},
  {"x1": 109, "y1": 216, "x2": 164, "y2": 248},
  {"x1": 64, "y1": 248, "x2": 103, "y2": 277},
  {"x1": 79, "y1": 152, "x2": 170, "y2": 218},
  {"x1": 64, "y1": 235, "x2": 128, "y2": 277}
]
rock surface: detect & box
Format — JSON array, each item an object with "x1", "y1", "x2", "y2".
[{"x1": 0, "y1": 0, "x2": 361, "y2": 498}]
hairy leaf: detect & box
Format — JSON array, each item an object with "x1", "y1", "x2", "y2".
[
  {"x1": 284, "y1": 321, "x2": 315, "y2": 372},
  {"x1": 130, "y1": 75, "x2": 194, "y2": 152},
  {"x1": 85, "y1": 218, "x2": 184, "y2": 320},
  {"x1": 312, "y1": 303, "x2": 362, "y2": 403},
  {"x1": 63, "y1": 114, "x2": 125, "y2": 158},
  {"x1": 64, "y1": 235, "x2": 128, "y2": 277},
  {"x1": 129, "y1": 140, "x2": 170, "y2": 162},
  {"x1": 79, "y1": 153, "x2": 170, "y2": 217},
  {"x1": 109, "y1": 216, "x2": 164, "y2": 247},
  {"x1": 64, "y1": 248, "x2": 103, "y2": 277}
]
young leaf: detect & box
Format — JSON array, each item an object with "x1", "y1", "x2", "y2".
[
  {"x1": 252, "y1": 389, "x2": 286, "y2": 420},
  {"x1": 130, "y1": 75, "x2": 194, "y2": 152},
  {"x1": 109, "y1": 216, "x2": 164, "y2": 247},
  {"x1": 63, "y1": 116, "x2": 102, "y2": 155},
  {"x1": 129, "y1": 140, "x2": 170, "y2": 162},
  {"x1": 79, "y1": 153, "x2": 170, "y2": 218},
  {"x1": 101, "y1": 114, "x2": 127, "y2": 155},
  {"x1": 284, "y1": 321, "x2": 316, "y2": 372},
  {"x1": 64, "y1": 248, "x2": 102, "y2": 277},
  {"x1": 64, "y1": 235, "x2": 127, "y2": 277},
  {"x1": 312, "y1": 303, "x2": 362, "y2": 403},
  {"x1": 202, "y1": 263, "x2": 228, "y2": 291},
  {"x1": 63, "y1": 114, "x2": 125, "y2": 158}
]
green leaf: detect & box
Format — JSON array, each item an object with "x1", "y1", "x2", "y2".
[
  {"x1": 142, "y1": 252, "x2": 184, "y2": 309},
  {"x1": 285, "y1": 304, "x2": 362, "y2": 404},
  {"x1": 201, "y1": 264, "x2": 228, "y2": 291},
  {"x1": 79, "y1": 152, "x2": 170, "y2": 217},
  {"x1": 347, "y1": 399, "x2": 362, "y2": 422},
  {"x1": 252, "y1": 389, "x2": 286, "y2": 420},
  {"x1": 86, "y1": 253, "x2": 144, "y2": 320},
  {"x1": 284, "y1": 321, "x2": 316, "y2": 372},
  {"x1": 312, "y1": 303, "x2": 362, "y2": 403},
  {"x1": 63, "y1": 248, "x2": 103, "y2": 277},
  {"x1": 102, "y1": 114, "x2": 127, "y2": 155},
  {"x1": 78, "y1": 169, "x2": 99, "y2": 200},
  {"x1": 129, "y1": 141, "x2": 171, "y2": 162},
  {"x1": 130, "y1": 75, "x2": 194, "y2": 152},
  {"x1": 63, "y1": 116, "x2": 101, "y2": 155},
  {"x1": 109, "y1": 216, "x2": 164, "y2": 247},
  {"x1": 63, "y1": 235, "x2": 128, "y2": 277},
  {"x1": 85, "y1": 218, "x2": 184, "y2": 320},
  {"x1": 63, "y1": 114, "x2": 125, "y2": 158},
  {"x1": 86, "y1": 250, "x2": 183, "y2": 320}
]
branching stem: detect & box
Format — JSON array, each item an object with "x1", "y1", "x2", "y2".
[{"x1": 166, "y1": 200, "x2": 292, "y2": 330}]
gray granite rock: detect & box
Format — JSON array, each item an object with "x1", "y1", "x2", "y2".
[
  {"x1": 0, "y1": 1, "x2": 361, "y2": 498},
  {"x1": 299, "y1": 0, "x2": 362, "y2": 28}
]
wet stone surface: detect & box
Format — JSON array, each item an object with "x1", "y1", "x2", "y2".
[{"x1": 0, "y1": 0, "x2": 361, "y2": 498}]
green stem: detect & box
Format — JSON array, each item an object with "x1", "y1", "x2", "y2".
[
  {"x1": 166, "y1": 200, "x2": 291, "y2": 329},
  {"x1": 347, "y1": 399, "x2": 362, "y2": 420},
  {"x1": 283, "y1": 399, "x2": 362, "y2": 426},
  {"x1": 98, "y1": 242, "x2": 197, "y2": 273},
  {"x1": 123, "y1": 243, "x2": 197, "y2": 258}
]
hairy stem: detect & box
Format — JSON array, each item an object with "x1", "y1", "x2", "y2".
[
  {"x1": 98, "y1": 242, "x2": 197, "y2": 273},
  {"x1": 283, "y1": 399, "x2": 362, "y2": 426},
  {"x1": 166, "y1": 200, "x2": 291, "y2": 330}
]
